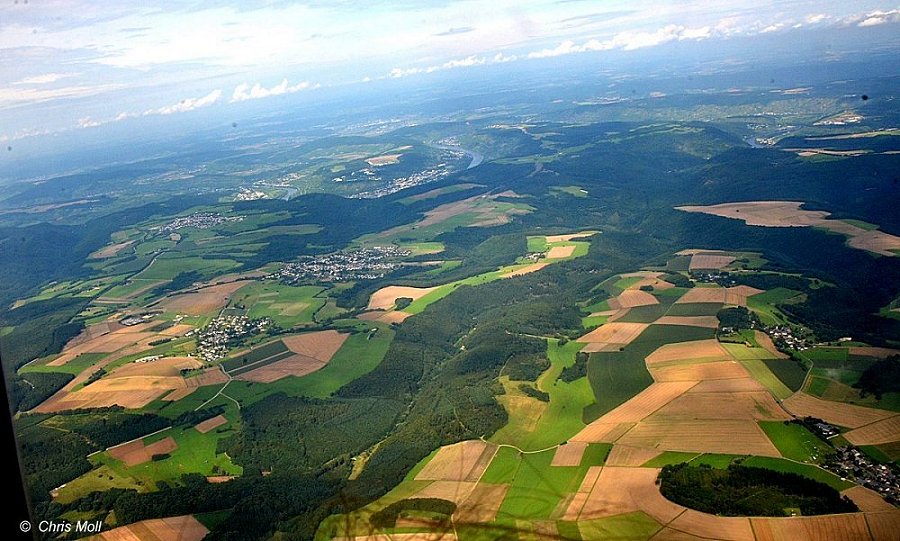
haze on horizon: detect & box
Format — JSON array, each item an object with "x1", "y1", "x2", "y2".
[{"x1": 1, "y1": 1, "x2": 898, "y2": 158}]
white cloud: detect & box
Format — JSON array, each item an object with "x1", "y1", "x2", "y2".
[
  {"x1": 0, "y1": 83, "x2": 124, "y2": 108},
  {"x1": 145, "y1": 89, "x2": 222, "y2": 116},
  {"x1": 760, "y1": 23, "x2": 784, "y2": 33},
  {"x1": 230, "y1": 79, "x2": 315, "y2": 102},
  {"x1": 806, "y1": 14, "x2": 828, "y2": 24},
  {"x1": 78, "y1": 117, "x2": 102, "y2": 128},
  {"x1": 14, "y1": 73, "x2": 76, "y2": 85}
]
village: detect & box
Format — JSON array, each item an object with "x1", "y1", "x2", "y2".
[
  {"x1": 272, "y1": 246, "x2": 411, "y2": 284},
  {"x1": 195, "y1": 314, "x2": 272, "y2": 363},
  {"x1": 159, "y1": 212, "x2": 245, "y2": 233}
]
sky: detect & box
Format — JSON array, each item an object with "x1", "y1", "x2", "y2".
[{"x1": 1, "y1": 0, "x2": 899, "y2": 146}]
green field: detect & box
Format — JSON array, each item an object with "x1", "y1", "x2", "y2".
[
  {"x1": 495, "y1": 444, "x2": 610, "y2": 520},
  {"x1": 764, "y1": 359, "x2": 808, "y2": 392},
  {"x1": 641, "y1": 451, "x2": 701, "y2": 468},
  {"x1": 721, "y1": 342, "x2": 778, "y2": 361},
  {"x1": 231, "y1": 282, "x2": 326, "y2": 328},
  {"x1": 136, "y1": 255, "x2": 240, "y2": 281},
  {"x1": 741, "y1": 456, "x2": 854, "y2": 491},
  {"x1": 746, "y1": 287, "x2": 802, "y2": 325},
  {"x1": 93, "y1": 414, "x2": 242, "y2": 489},
  {"x1": 20, "y1": 352, "x2": 107, "y2": 376},
  {"x1": 664, "y1": 302, "x2": 723, "y2": 316},
  {"x1": 490, "y1": 340, "x2": 596, "y2": 450},
  {"x1": 578, "y1": 512, "x2": 661, "y2": 540},
  {"x1": 759, "y1": 421, "x2": 833, "y2": 463},
  {"x1": 737, "y1": 358, "x2": 793, "y2": 400},
  {"x1": 550, "y1": 185, "x2": 589, "y2": 198},
  {"x1": 53, "y1": 463, "x2": 147, "y2": 503}
]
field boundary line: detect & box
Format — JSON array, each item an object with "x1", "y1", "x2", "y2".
[{"x1": 93, "y1": 425, "x2": 172, "y2": 457}]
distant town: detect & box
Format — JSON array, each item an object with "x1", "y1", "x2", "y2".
[
  {"x1": 159, "y1": 212, "x2": 245, "y2": 233},
  {"x1": 272, "y1": 246, "x2": 411, "y2": 284}
]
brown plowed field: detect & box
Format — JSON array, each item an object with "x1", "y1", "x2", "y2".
[
  {"x1": 844, "y1": 415, "x2": 900, "y2": 445},
  {"x1": 668, "y1": 509, "x2": 754, "y2": 541},
  {"x1": 650, "y1": 360, "x2": 750, "y2": 382},
  {"x1": 605, "y1": 445, "x2": 662, "y2": 467},
  {"x1": 645, "y1": 339, "x2": 731, "y2": 365},
  {"x1": 367, "y1": 286, "x2": 438, "y2": 310},
  {"x1": 578, "y1": 467, "x2": 684, "y2": 524},
  {"x1": 751, "y1": 513, "x2": 872, "y2": 541},
  {"x1": 415, "y1": 440, "x2": 496, "y2": 482},
  {"x1": 866, "y1": 511, "x2": 900, "y2": 541},
  {"x1": 236, "y1": 354, "x2": 328, "y2": 383},
  {"x1": 689, "y1": 254, "x2": 736, "y2": 270},
  {"x1": 849, "y1": 347, "x2": 900, "y2": 358},
  {"x1": 282, "y1": 330, "x2": 348, "y2": 361},
  {"x1": 551, "y1": 442, "x2": 588, "y2": 466},
  {"x1": 109, "y1": 436, "x2": 177, "y2": 466},
  {"x1": 782, "y1": 393, "x2": 896, "y2": 429},
  {"x1": 841, "y1": 487, "x2": 896, "y2": 512},
  {"x1": 90, "y1": 514, "x2": 208, "y2": 541},
  {"x1": 159, "y1": 281, "x2": 249, "y2": 315},
  {"x1": 654, "y1": 316, "x2": 720, "y2": 328},
  {"x1": 453, "y1": 483, "x2": 509, "y2": 523},
  {"x1": 195, "y1": 414, "x2": 227, "y2": 434},
  {"x1": 616, "y1": 419, "x2": 781, "y2": 456}
]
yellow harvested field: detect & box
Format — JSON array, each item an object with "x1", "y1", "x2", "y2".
[
  {"x1": 645, "y1": 339, "x2": 731, "y2": 365},
  {"x1": 551, "y1": 442, "x2": 588, "y2": 466},
  {"x1": 689, "y1": 254, "x2": 736, "y2": 270},
  {"x1": 160, "y1": 281, "x2": 249, "y2": 315},
  {"x1": 668, "y1": 510, "x2": 755, "y2": 541},
  {"x1": 578, "y1": 466, "x2": 603, "y2": 493},
  {"x1": 866, "y1": 511, "x2": 900, "y2": 541},
  {"x1": 650, "y1": 360, "x2": 751, "y2": 382},
  {"x1": 546, "y1": 245, "x2": 576, "y2": 258},
  {"x1": 90, "y1": 515, "x2": 208, "y2": 541},
  {"x1": 849, "y1": 346, "x2": 900, "y2": 358},
  {"x1": 842, "y1": 487, "x2": 896, "y2": 513},
  {"x1": 690, "y1": 378, "x2": 765, "y2": 393},
  {"x1": 751, "y1": 513, "x2": 872, "y2": 541},
  {"x1": 375, "y1": 194, "x2": 531, "y2": 239},
  {"x1": 415, "y1": 440, "x2": 497, "y2": 482},
  {"x1": 414, "y1": 481, "x2": 477, "y2": 504},
  {"x1": 616, "y1": 289, "x2": 659, "y2": 308},
  {"x1": 676, "y1": 201, "x2": 828, "y2": 227},
  {"x1": 676, "y1": 201, "x2": 900, "y2": 257},
  {"x1": 502, "y1": 262, "x2": 549, "y2": 277},
  {"x1": 577, "y1": 322, "x2": 648, "y2": 347},
  {"x1": 676, "y1": 248, "x2": 730, "y2": 256},
  {"x1": 367, "y1": 285, "x2": 438, "y2": 310},
  {"x1": 675, "y1": 285, "x2": 762, "y2": 306},
  {"x1": 782, "y1": 393, "x2": 896, "y2": 429},
  {"x1": 90, "y1": 240, "x2": 134, "y2": 259},
  {"x1": 109, "y1": 436, "x2": 177, "y2": 467},
  {"x1": 844, "y1": 416, "x2": 900, "y2": 445},
  {"x1": 651, "y1": 391, "x2": 790, "y2": 421},
  {"x1": 576, "y1": 467, "x2": 684, "y2": 524},
  {"x1": 195, "y1": 414, "x2": 227, "y2": 434},
  {"x1": 453, "y1": 483, "x2": 509, "y2": 523},
  {"x1": 110, "y1": 356, "x2": 202, "y2": 378},
  {"x1": 545, "y1": 231, "x2": 597, "y2": 243},
  {"x1": 616, "y1": 419, "x2": 781, "y2": 456},
  {"x1": 282, "y1": 330, "x2": 348, "y2": 361},
  {"x1": 366, "y1": 153, "x2": 402, "y2": 166},
  {"x1": 650, "y1": 527, "x2": 707, "y2": 540},
  {"x1": 585, "y1": 382, "x2": 697, "y2": 425},
  {"x1": 570, "y1": 422, "x2": 635, "y2": 444},
  {"x1": 755, "y1": 330, "x2": 788, "y2": 359},
  {"x1": 605, "y1": 445, "x2": 662, "y2": 467},
  {"x1": 159, "y1": 323, "x2": 195, "y2": 337},
  {"x1": 654, "y1": 315, "x2": 720, "y2": 328}
]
